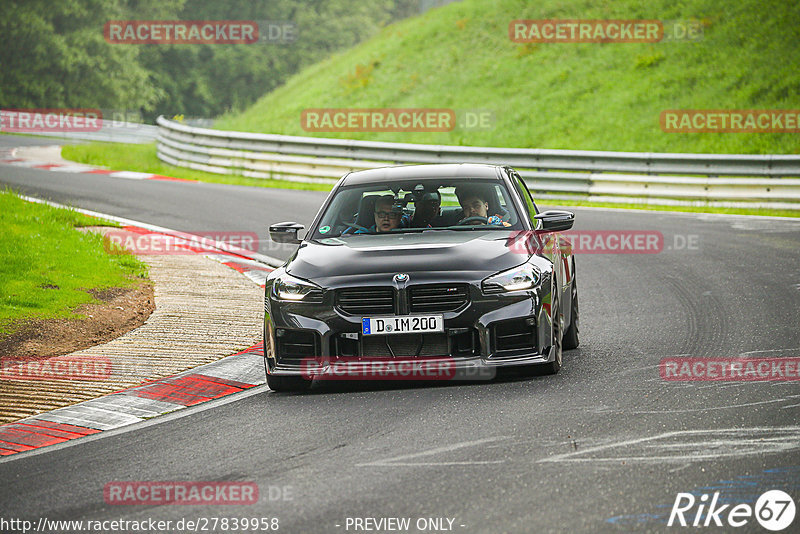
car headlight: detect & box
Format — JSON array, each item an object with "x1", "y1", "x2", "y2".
[
  {"x1": 482, "y1": 263, "x2": 541, "y2": 293},
  {"x1": 272, "y1": 273, "x2": 322, "y2": 301}
]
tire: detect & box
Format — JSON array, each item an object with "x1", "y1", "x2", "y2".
[
  {"x1": 266, "y1": 373, "x2": 312, "y2": 393},
  {"x1": 263, "y1": 338, "x2": 312, "y2": 392},
  {"x1": 539, "y1": 280, "x2": 563, "y2": 375},
  {"x1": 519, "y1": 279, "x2": 562, "y2": 377},
  {"x1": 562, "y1": 275, "x2": 580, "y2": 351}
]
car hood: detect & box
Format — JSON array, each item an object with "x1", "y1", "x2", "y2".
[{"x1": 286, "y1": 230, "x2": 531, "y2": 287}]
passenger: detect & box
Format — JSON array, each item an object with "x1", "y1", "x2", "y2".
[
  {"x1": 454, "y1": 185, "x2": 511, "y2": 226},
  {"x1": 405, "y1": 190, "x2": 441, "y2": 228},
  {"x1": 341, "y1": 195, "x2": 406, "y2": 235},
  {"x1": 373, "y1": 195, "x2": 404, "y2": 232}
]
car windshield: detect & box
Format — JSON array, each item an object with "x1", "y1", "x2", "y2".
[{"x1": 311, "y1": 178, "x2": 523, "y2": 239}]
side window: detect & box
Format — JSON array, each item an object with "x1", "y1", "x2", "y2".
[
  {"x1": 513, "y1": 173, "x2": 538, "y2": 221},
  {"x1": 494, "y1": 185, "x2": 509, "y2": 210}
]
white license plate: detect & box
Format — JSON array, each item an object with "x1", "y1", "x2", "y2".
[{"x1": 362, "y1": 315, "x2": 444, "y2": 335}]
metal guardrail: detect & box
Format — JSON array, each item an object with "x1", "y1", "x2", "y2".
[{"x1": 156, "y1": 116, "x2": 800, "y2": 209}]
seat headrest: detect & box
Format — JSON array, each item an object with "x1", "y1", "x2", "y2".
[{"x1": 354, "y1": 195, "x2": 380, "y2": 228}]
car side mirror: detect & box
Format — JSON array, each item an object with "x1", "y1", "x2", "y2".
[
  {"x1": 269, "y1": 222, "x2": 305, "y2": 244},
  {"x1": 534, "y1": 210, "x2": 574, "y2": 232}
]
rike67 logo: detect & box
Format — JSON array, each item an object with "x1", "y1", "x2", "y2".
[{"x1": 668, "y1": 490, "x2": 796, "y2": 530}]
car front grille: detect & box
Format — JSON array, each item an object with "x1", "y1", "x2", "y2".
[
  {"x1": 336, "y1": 287, "x2": 394, "y2": 315},
  {"x1": 362, "y1": 333, "x2": 449, "y2": 358},
  {"x1": 332, "y1": 328, "x2": 478, "y2": 359},
  {"x1": 336, "y1": 285, "x2": 469, "y2": 315},
  {"x1": 409, "y1": 284, "x2": 469, "y2": 313}
]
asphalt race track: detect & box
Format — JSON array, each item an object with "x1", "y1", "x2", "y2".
[{"x1": 1, "y1": 136, "x2": 799, "y2": 532}]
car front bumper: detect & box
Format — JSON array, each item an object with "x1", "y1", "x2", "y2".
[{"x1": 264, "y1": 279, "x2": 557, "y2": 379}]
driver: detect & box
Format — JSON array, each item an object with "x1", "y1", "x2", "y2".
[{"x1": 454, "y1": 185, "x2": 511, "y2": 226}]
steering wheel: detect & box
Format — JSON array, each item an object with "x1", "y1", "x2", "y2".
[
  {"x1": 344, "y1": 222, "x2": 371, "y2": 233},
  {"x1": 457, "y1": 216, "x2": 488, "y2": 226}
]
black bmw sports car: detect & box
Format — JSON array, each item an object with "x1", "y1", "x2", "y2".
[{"x1": 264, "y1": 164, "x2": 579, "y2": 391}]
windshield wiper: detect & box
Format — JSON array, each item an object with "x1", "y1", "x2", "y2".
[
  {"x1": 445, "y1": 226, "x2": 506, "y2": 231},
  {"x1": 390, "y1": 228, "x2": 426, "y2": 234},
  {"x1": 330, "y1": 226, "x2": 506, "y2": 237}
]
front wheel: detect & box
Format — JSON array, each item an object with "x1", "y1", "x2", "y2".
[
  {"x1": 539, "y1": 281, "x2": 563, "y2": 375},
  {"x1": 263, "y1": 346, "x2": 311, "y2": 392},
  {"x1": 520, "y1": 280, "x2": 562, "y2": 377},
  {"x1": 266, "y1": 373, "x2": 312, "y2": 393},
  {"x1": 562, "y1": 276, "x2": 579, "y2": 350}
]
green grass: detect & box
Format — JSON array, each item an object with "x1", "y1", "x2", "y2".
[
  {"x1": 61, "y1": 143, "x2": 333, "y2": 191},
  {"x1": 58, "y1": 0, "x2": 800, "y2": 217},
  {"x1": 0, "y1": 189, "x2": 149, "y2": 337},
  {"x1": 216, "y1": 0, "x2": 799, "y2": 155},
  {"x1": 60, "y1": 142, "x2": 799, "y2": 217}
]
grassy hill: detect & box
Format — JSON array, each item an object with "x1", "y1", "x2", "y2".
[{"x1": 216, "y1": 0, "x2": 799, "y2": 154}]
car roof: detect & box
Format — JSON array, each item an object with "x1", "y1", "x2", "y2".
[{"x1": 339, "y1": 163, "x2": 505, "y2": 186}]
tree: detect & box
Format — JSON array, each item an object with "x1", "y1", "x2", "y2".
[
  {"x1": 0, "y1": 0, "x2": 420, "y2": 119},
  {"x1": 0, "y1": 0, "x2": 178, "y2": 110}
]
